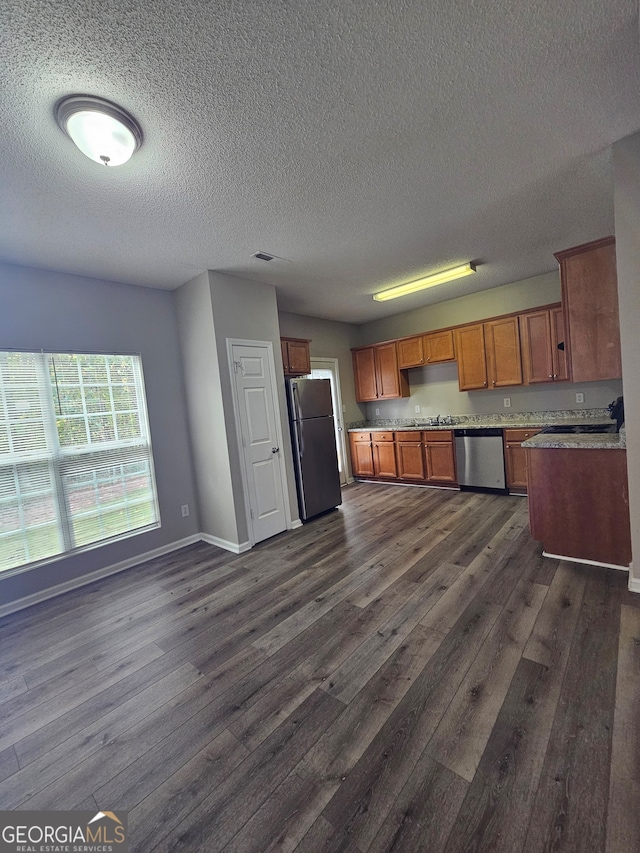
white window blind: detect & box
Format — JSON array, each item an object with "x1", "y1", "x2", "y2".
[{"x1": 0, "y1": 351, "x2": 159, "y2": 574}]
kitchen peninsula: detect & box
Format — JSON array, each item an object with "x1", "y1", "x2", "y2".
[{"x1": 524, "y1": 428, "x2": 631, "y2": 569}]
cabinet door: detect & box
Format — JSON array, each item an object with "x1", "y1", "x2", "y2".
[
  {"x1": 281, "y1": 340, "x2": 290, "y2": 373},
  {"x1": 424, "y1": 329, "x2": 455, "y2": 363},
  {"x1": 556, "y1": 237, "x2": 622, "y2": 382},
  {"x1": 454, "y1": 324, "x2": 487, "y2": 390},
  {"x1": 286, "y1": 340, "x2": 311, "y2": 375},
  {"x1": 485, "y1": 316, "x2": 522, "y2": 388},
  {"x1": 520, "y1": 310, "x2": 554, "y2": 385},
  {"x1": 375, "y1": 342, "x2": 407, "y2": 399},
  {"x1": 505, "y1": 444, "x2": 528, "y2": 490},
  {"x1": 395, "y1": 438, "x2": 426, "y2": 480},
  {"x1": 397, "y1": 336, "x2": 424, "y2": 369},
  {"x1": 425, "y1": 441, "x2": 457, "y2": 483},
  {"x1": 550, "y1": 306, "x2": 568, "y2": 382},
  {"x1": 352, "y1": 348, "x2": 378, "y2": 402},
  {"x1": 373, "y1": 441, "x2": 398, "y2": 478},
  {"x1": 350, "y1": 435, "x2": 374, "y2": 477}
]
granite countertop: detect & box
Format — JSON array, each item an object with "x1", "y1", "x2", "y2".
[
  {"x1": 348, "y1": 408, "x2": 615, "y2": 433},
  {"x1": 522, "y1": 430, "x2": 626, "y2": 450}
]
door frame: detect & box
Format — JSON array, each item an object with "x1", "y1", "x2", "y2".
[
  {"x1": 227, "y1": 338, "x2": 296, "y2": 548},
  {"x1": 310, "y1": 357, "x2": 352, "y2": 485}
]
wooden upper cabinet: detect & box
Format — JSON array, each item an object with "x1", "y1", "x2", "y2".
[
  {"x1": 281, "y1": 337, "x2": 311, "y2": 376},
  {"x1": 424, "y1": 329, "x2": 455, "y2": 363},
  {"x1": 396, "y1": 336, "x2": 425, "y2": 369},
  {"x1": 352, "y1": 347, "x2": 378, "y2": 401},
  {"x1": 352, "y1": 343, "x2": 409, "y2": 402},
  {"x1": 484, "y1": 316, "x2": 522, "y2": 388},
  {"x1": 555, "y1": 236, "x2": 622, "y2": 382},
  {"x1": 454, "y1": 324, "x2": 488, "y2": 390},
  {"x1": 550, "y1": 306, "x2": 568, "y2": 382},
  {"x1": 520, "y1": 305, "x2": 567, "y2": 385}
]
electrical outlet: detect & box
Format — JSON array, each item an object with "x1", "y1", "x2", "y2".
[
  {"x1": 375, "y1": 408, "x2": 380, "y2": 416},
  {"x1": 503, "y1": 397, "x2": 511, "y2": 408},
  {"x1": 576, "y1": 392, "x2": 585, "y2": 404},
  {"x1": 414, "y1": 405, "x2": 421, "y2": 414},
  {"x1": 181, "y1": 504, "x2": 189, "y2": 517}
]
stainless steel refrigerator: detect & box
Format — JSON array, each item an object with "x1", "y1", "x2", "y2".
[{"x1": 286, "y1": 378, "x2": 342, "y2": 520}]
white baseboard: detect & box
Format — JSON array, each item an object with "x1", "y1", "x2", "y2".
[
  {"x1": 542, "y1": 551, "x2": 630, "y2": 573},
  {"x1": 200, "y1": 533, "x2": 251, "y2": 554},
  {"x1": 628, "y1": 575, "x2": 640, "y2": 594},
  {"x1": 289, "y1": 519, "x2": 303, "y2": 530},
  {"x1": 0, "y1": 534, "x2": 203, "y2": 620}
]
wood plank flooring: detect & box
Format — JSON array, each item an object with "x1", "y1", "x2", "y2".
[{"x1": 1, "y1": 483, "x2": 638, "y2": 852}]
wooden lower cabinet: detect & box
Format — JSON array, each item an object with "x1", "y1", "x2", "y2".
[
  {"x1": 372, "y1": 433, "x2": 397, "y2": 478},
  {"x1": 396, "y1": 433, "x2": 426, "y2": 480},
  {"x1": 350, "y1": 430, "x2": 457, "y2": 486},
  {"x1": 349, "y1": 432, "x2": 374, "y2": 478},
  {"x1": 425, "y1": 433, "x2": 457, "y2": 483},
  {"x1": 527, "y1": 447, "x2": 631, "y2": 567},
  {"x1": 504, "y1": 428, "x2": 541, "y2": 492}
]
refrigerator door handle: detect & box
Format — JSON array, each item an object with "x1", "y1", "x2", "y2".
[
  {"x1": 291, "y1": 382, "x2": 301, "y2": 422},
  {"x1": 296, "y1": 420, "x2": 304, "y2": 458}
]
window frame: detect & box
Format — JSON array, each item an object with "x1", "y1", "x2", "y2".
[{"x1": 0, "y1": 348, "x2": 161, "y2": 579}]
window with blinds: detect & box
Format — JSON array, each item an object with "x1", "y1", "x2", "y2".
[{"x1": 0, "y1": 351, "x2": 159, "y2": 574}]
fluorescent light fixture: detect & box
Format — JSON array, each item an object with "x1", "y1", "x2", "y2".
[
  {"x1": 55, "y1": 95, "x2": 142, "y2": 166},
  {"x1": 372, "y1": 262, "x2": 477, "y2": 301}
]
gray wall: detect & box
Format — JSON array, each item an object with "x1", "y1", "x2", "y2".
[
  {"x1": 613, "y1": 134, "x2": 640, "y2": 586},
  {"x1": 353, "y1": 271, "x2": 622, "y2": 421},
  {"x1": 208, "y1": 271, "x2": 299, "y2": 540},
  {"x1": 0, "y1": 261, "x2": 199, "y2": 606},
  {"x1": 278, "y1": 311, "x2": 366, "y2": 427},
  {"x1": 174, "y1": 272, "x2": 240, "y2": 545}
]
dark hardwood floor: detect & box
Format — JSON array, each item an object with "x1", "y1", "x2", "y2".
[{"x1": 1, "y1": 483, "x2": 638, "y2": 852}]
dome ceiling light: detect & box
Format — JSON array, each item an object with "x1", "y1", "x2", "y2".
[{"x1": 55, "y1": 95, "x2": 143, "y2": 167}]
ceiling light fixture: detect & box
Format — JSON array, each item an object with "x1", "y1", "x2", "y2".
[
  {"x1": 372, "y1": 262, "x2": 477, "y2": 301},
  {"x1": 55, "y1": 95, "x2": 143, "y2": 166}
]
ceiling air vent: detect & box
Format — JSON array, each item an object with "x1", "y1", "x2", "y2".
[{"x1": 252, "y1": 251, "x2": 274, "y2": 262}]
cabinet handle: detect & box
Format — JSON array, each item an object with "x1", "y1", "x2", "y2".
[
  {"x1": 483, "y1": 381, "x2": 488, "y2": 387},
  {"x1": 492, "y1": 380, "x2": 496, "y2": 387},
  {"x1": 553, "y1": 374, "x2": 558, "y2": 379},
  {"x1": 548, "y1": 374, "x2": 553, "y2": 379}
]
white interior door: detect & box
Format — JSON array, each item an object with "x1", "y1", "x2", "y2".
[
  {"x1": 310, "y1": 357, "x2": 348, "y2": 485},
  {"x1": 231, "y1": 343, "x2": 288, "y2": 543}
]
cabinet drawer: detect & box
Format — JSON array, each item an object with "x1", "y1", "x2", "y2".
[
  {"x1": 504, "y1": 428, "x2": 540, "y2": 443},
  {"x1": 372, "y1": 432, "x2": 394, "y2": 442},
  {"x1": 351, "y1": 432, "x2": 371, "y2": 442},
  {"x1": 425, "y1": 430, "x2": 453, "y2": 442},
  {"x1": 395, "y1": 431, "x2": 421, "y2": 442}
]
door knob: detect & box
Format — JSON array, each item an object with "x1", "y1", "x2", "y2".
[{"x1": 271, "y1": 447, "x2": 279, "y2": 453}]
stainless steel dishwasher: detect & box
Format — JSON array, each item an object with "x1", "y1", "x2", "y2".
[{"x1": 454, "y1": 428, "x2": 507, "y2": 492}]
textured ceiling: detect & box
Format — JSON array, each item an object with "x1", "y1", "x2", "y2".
[{"x1": 2, "y1": 0, "x2": 640, "y2": 323}]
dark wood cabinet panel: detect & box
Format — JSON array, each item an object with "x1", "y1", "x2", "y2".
[
  {"x1": 352, "y1": 348, "x2": 379, "y2": 401},
  {"x1": 454, "y1": 324, "x2": 488, "y2": 391},
  {"x1": 425, "y1": 440, "x2": 457, "y2": 483},
  {"x1": 555, "y1": 237, "x2": 622, "y2": 382},
  {"x1": 527, "y1": 447, "x2": 631, "y2": 567},
  {"x1": 504, "y1": 428, "x2": 541, "y2": 492},
  {"x1": 424, "y1": 329, "x2": 455, "y2": 363},
  {"x1": 397, "y1": 336, "x2": 425, "y2": 369},
  {"x1": 352, "y1": 343, "x2": 409, "y2": 402},
  {"x1": 396, "y1": 439, "x2": 426, "y2": 480},
  {"x1": 281, "y1": 337, "x2": 311, "y2": 376},
  {"x1": 349, "y1": 433, "x2": 374, "y2": 477},
  {"x1": 372, "y1": 438, "x2": 398, "y2": 478},
  {"x1": 520, "y1": 306, "x2": 567, "y2": 385},
  {"x1": 485, "y1": 316, "x2": 522, "y2": 388},
  {"x1": 550, "y1": 306, "x2": 568, "y2": 381}
]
